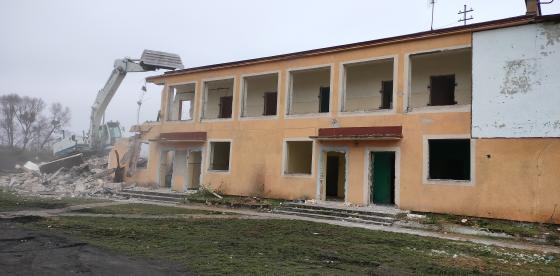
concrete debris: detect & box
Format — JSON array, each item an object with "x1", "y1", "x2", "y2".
[
  {"x1": 39, "y1": 153, "x2": 83, "y2": 174},
  {"x1": 23, "y1": 161, "x2": 40, "y2": 172},
  {"x1": 407, "y1": 213, "x2": 427, "y2": 219},
  {"x1": 0, "y1": 156, "x2": 133, "y2": 198}
]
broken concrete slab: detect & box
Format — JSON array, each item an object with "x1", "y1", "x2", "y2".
[{"x1": 39, "y1": 153, "x2": 83, "y2": 174}]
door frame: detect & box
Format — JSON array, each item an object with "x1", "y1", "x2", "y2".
[
  {"x1": 364, "y1": 147, "x2": 401, "y2": 207},
  {"x1": 158, "y1": 148, "x2": 177, "y2": 191},
  {"x1": 185, "y1": 147, "x2": 204, "y2": 191},
  {"x1": 316, "y1": 146, "x2": 349, "y2": 203}
]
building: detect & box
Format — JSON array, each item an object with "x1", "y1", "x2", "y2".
[{"x1": 112, "y1": 0, "x2": 560, "y2": 224}]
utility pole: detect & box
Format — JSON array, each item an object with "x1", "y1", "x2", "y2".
[
  {"x1": 458, "y1": 4, "x2": 474, "y2": 26},
  {"x1": 429, "y1": 0, "x2": 436, "y2": 30}
]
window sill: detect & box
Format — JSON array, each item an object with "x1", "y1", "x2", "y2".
[
  {"x1": 283, "y1": 173, "x2": 313, "y2": 178},
  {"x1": 207, "y1": 169, "x2": 230, "y2": 174},
  {"x1": 201, "y1": 118, "x2": 234, "y2": 122},
  {"x1": 165, "y1": 120, "x2": 194, "y2": 123},
  {"x1": 407, "y1": 104, "x2": 470, "y2": 114},
  {"x1": 423, "y1": 179, "x2": 474, "y2": 186},
  {"x1": 239, "y1": 115, "x2": 279, "y2": 121},
  {"x1": 338, "y1": 109, "x2": 395, "y2": 117},
  {"x1": 285, "y1": 113, "x2": 331, "y2": 119}
]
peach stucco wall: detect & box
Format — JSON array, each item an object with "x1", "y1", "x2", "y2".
[{"x1": 122, "y1": 32, "x2": 560, "y2": 224}]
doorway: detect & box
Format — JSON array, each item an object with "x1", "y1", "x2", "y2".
[
  {"x1": 371, "y1": 151, "x2": 395, "y2": 205},
  {"x1": 159, "y1": 150, "x2": 175, "y2": 189},
  {"x1": 325, "y1": 151, "x2": 345, "y2": 201},
  {"x1": 186, "y1": 151, "x2": 202, "y2": 190}
]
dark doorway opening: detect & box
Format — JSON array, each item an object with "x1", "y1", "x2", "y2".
[
  {"x1": 380, "y1": 80, "x2": 393, "y2": 109},
  {"x1": 263, "y1": 92, "x2": 277, "y2": 116},
  {"x1": 219, "y1": 96, "x2": 233, "y2": 118},
  {"x1": 371, "y1": 151, "x2": 395, "y2": 205},
  {"x1": 428, "y1": 139, "x2": 470, "y2": 180},
  {"x1": 429, "y1": 75, "x2": 456, "y2": 106},
  {"x1": 325, "y1": 152, "x2": 345, "y2": 201},
  {"x1": 319, "y1": 87, "x2": 330, "y2": 113}
]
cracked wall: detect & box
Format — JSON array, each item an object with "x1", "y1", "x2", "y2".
[{"x1": 472, "y1": 22, "x2": 560, "y2": 138}]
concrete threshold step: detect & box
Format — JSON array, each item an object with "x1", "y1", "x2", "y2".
[
  {"x1": 117, "y1": 192, "x2": 185, "y2": 203},
  {"x1": 282, "y1": 202, "x2": 397, "y2": 218},
  {"x1": 120, "y1": 189, "x2": 186, "y2": 199},
  {"x1": 273, "y1": 209, "x2": 392, "y2": 226},
  {"x1": 278, "y1": 206, "x2": 395, "y2": 223}
]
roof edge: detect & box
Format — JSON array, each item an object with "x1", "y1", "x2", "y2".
[{"x1": 147, "y1": 14, "x2": 554, "y2": 83}]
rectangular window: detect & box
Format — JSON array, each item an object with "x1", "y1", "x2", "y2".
[
  {"x1": 428, "y1": 139, "x2": 470, "y2": 180},
  {"x1": 409, "y1": 48, "x2": 471, "y2": 109},
  {"x1": 343, "y1": 58, "x2": 394, "y2": 112},
  {"x1": 209, "y1": 141, "x2": 231, "y2": 171},
  {"x1": 285, "y1": 141, "x2": 313, "y2": 174},
  {"x1": 203, "y1": 78, "x2": 234, "y2": 119},
  {"x1": 289, "y1": 67, "x2": 331, "y2": 115},
  {"x1": 429, "y1": 75, "x2": 456, "y2": 106},
  {"x1": 179, "y1": 100, "x2": 192, "y2": 121},
  {"x1": 167, "y1": 83, "x2": 195, "y2": 121},
  {"x1": 242, "y1": 73, "x2": 279, "y2": 117}
]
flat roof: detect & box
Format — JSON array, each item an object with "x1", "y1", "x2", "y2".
[{"x1": 147, "y1": 14, "x2": 560, "y2": 83}]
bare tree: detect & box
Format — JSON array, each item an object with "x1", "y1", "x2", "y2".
[
  {"x1": 37, "y1": 102, "x2": 71, "y2": 150},
  {"x1": 15, "y1": 96, "x2": 44, "y2": 151},
  {"x1": 0, "y1": 94, "x2": 21, "y2": 150}
]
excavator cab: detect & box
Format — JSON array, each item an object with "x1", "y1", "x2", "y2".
[{"x1": 97, "y1": 121, "x2": 122, "y2": 153}]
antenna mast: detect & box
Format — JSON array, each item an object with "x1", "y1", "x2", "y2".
[
  {"x1": 458, "y1": 4, "x2": 474, "y2": 26},
  {"x1": 430, "y1": 0, "x2": 436, "y2": 30}
]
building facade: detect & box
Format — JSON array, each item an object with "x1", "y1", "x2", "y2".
[{"x1": 112, "y1": 10, "x2": 560, "y2": 224}]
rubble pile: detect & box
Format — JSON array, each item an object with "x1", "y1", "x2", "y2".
[{"x1": 0, "y1": 156, "x2": 131, "y2": 198}]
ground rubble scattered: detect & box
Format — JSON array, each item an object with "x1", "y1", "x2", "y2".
[{"x1": 0, "y1": 156, "x2": 133, "y2": 199}]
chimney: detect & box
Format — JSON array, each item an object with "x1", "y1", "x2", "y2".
[{"x1": 525, "y1": 0, "x2": 542, "y2": 16}]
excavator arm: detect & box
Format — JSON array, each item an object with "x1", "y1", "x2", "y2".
[{"x1": 88, "y1": 50, "x2": 183, "y2": 150}]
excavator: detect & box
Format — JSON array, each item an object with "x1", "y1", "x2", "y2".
[{"x1": 52, "y1": 50, "x2": 184, "y2": 157}]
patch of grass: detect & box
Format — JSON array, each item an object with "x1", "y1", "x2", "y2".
[
  {"x1": 418, "y1": 212, "x2": 560, "y2": 243},
  {"x1": 72, "y1": 203, "x2": 226, "y2": 216},
  {"x1": 29, "y1": 216, "x2": 560, "y2": 275},
  {"x1": 0, "y1": 190, "x2": 106, "y2": 212}
]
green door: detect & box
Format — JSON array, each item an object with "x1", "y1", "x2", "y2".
[{"x1": 371, "y1": 152, "x2": 395, "y2": 204}]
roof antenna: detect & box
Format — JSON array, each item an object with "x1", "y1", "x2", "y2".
[
  {"x1": 458, "y1": 4, "x2": 474, "y2": 26},
  {"x1": 429, "y1": 0, "x2": 436, "y2": 30}
]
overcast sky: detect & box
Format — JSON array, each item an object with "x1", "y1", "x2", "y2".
[{"x1": 1, "y1": 0, "x2": 559, "y2": 135}]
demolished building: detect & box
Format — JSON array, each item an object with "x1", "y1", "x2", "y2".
[{"x1": 110, "y1": 0, "x2": 560, "y2": 224}]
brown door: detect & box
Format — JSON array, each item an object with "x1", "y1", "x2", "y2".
[
  {"x1": 219, "y1": 96, "x2": 233, "y2": 118},
  {"x1": 263, "y1": 92, "x2": 277, "y2": 116},
  {"x1": 380, "y1": 80, "x2": 393, "y2": 109},
  {"x1": 429, "y1": 75, "x2": 456, "y2": 106}
]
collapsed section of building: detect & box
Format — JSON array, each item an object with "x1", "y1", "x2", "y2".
[{"x1": 109, "y1": 1, "x2": 560, "y2": 224}]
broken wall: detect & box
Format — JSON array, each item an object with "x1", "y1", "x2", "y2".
[{"x1": 472, "y1": 22, "x2": 560, "y2": 137}]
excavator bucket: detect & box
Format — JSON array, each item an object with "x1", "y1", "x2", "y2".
[{"x1": 140, "y1": 50, "x2": 184, "y2": 70}]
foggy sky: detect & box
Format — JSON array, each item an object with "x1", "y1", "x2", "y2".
[{"x1": 1, "y1": 0, "x2": 558, "y2": 136}]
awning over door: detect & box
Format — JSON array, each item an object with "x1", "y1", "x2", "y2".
[
  {"x1": 310, "y1": 126, "x2": 402, "y2": 141},
  {"x1": 155, "y1": 132, "x2": 207, "y2": 142}
]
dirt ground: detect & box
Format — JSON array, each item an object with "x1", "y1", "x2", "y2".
[{"x1": 0, "y1": 220, "x2": 193, "y2": 276}]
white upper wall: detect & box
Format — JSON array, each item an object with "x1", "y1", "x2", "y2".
[{"x1": 472, "y1": 22, "x2": 560, "y2": 138}]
